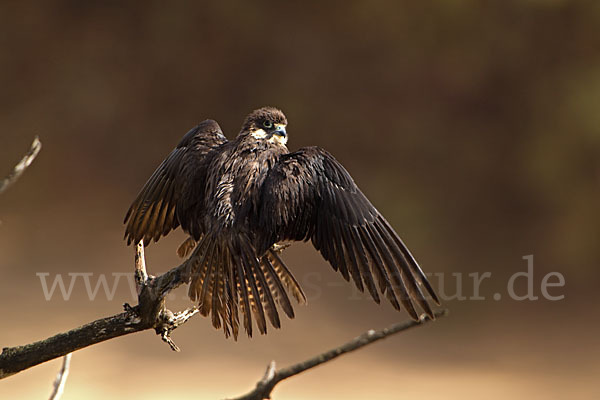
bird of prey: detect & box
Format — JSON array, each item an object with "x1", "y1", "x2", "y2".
[{"x1": 124, "y1": 107, "x2": 439, "y2": 339}]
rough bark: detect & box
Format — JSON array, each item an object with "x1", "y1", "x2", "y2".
[{"x1": 0, "y1": 245, "x2": 193, "y2": 379}]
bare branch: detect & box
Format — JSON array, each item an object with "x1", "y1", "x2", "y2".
[
  {"x1": 0, "y1": 308, "x2": 144, "y2": 379},
  {"x1": 0, "y1": 136, "x2": 42, "y2": 195},
  {"x1": 48, "y1": 354, "x2": 72, "y2": 400},
  {"x1": 0, "y1": 253, "x2": 192, "y2": 379},
  {"x1": 229, "y1": 309, "x2": 448, "y2": 400}
]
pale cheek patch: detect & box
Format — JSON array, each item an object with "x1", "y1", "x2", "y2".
[
  {"x1": 268, "y1": 135, "x2": 288, "y2": 145},
  {"x1": 251, "y1": 128, "x2": 268, "y2": 139}
]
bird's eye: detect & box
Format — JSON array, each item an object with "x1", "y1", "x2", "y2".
[{"x1": 263, "y1": 120, "x2": 273, "y2": 129}]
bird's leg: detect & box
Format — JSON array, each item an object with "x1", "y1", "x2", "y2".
[{"x1": 154, "y1": 306, "x2": 200, "y2": 352}]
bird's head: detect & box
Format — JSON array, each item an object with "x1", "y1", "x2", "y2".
[{"x1": 241, "y1": 107, "x2": 288, "y2": 146}]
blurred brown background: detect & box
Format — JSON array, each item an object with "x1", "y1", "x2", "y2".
[{"x1": 1, "y1": 1, "x2": 599, "y2": 399}]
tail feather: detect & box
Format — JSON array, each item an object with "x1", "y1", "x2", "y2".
[
  {"x1": 238, "y1": 244, "x2": 267, "y2": 335},
  {"x1": 222, "y1": 245, "x2": 239, "y2": 339},
  {"x1": 268, "y1": 250, "x2": 307, "y2": 305},
  {"x1": 261, "y1": 255, "x2": 295, "y2": 319},
  {"x1": 210, "y1": 242, "x2": 227, "y2": 330},
  {"x1": 241, "y1": 241, "x2": 281, "y2": 330},
  {"x1": 198, "y1": 240, "x2": 217, "y2": 316},
  {"x1": 187, "y1": 234, "x2": 305, "y2": 339},
  {"x1": 187, "y1": 238, "x2": 211, "y2": 302}
]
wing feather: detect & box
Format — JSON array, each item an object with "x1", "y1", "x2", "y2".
[
  {"x1": 124, "y1": 120, "x2": 226, "y2": 245},
  {"x1": 260, "y1": 146, "x2": 439, "y2": 319}
]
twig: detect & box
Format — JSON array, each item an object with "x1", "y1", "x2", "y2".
[
  {"x1": 134, "y1": 242, "x2": 149, "y2": 295},
  {"x1": 48, "y1": 354, "x2": 72, "y2": 400},
  {"x1": 0, "y1": 136, "x2": 42, "y2": 195},
  {"x1": 229, "y1": 309, "x2": 448, "y2": 400}
]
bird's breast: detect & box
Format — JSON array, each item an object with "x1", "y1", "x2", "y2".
[{"x1": 207, "y1": 149, "x2": 278, "y2": 231}]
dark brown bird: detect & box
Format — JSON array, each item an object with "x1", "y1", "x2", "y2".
[{"x1": 124, "y1": 107, "x2": 440, "y2": 339}]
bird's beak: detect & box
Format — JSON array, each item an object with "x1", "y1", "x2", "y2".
[{"x1": 273, "y1": 124, "x2": 287, "y2": 138}]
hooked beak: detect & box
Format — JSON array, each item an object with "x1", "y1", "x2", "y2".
[{"x1": 272, "y1": 124, "x2": 287, "y2": 138}]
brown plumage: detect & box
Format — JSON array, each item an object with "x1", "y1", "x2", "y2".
[{"x1": 124, "y1": 106, "x2": 440, "y2": 339}]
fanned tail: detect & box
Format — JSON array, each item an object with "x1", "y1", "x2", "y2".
[{"x1": 187, "y1": 234, "x2": 305, "y2": 339}]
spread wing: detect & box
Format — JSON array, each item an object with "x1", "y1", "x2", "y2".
[
  {"x1": 124, "y1": 120, "x2": 227, "y2": 245},
  {"x1": 259, "y1": 146, "x2": 440, "y2": 319}
]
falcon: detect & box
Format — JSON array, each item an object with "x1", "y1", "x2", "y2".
[{"x1": 124, "y1": 107, "x2": 440, "y2": 339}]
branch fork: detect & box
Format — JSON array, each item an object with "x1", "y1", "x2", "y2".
[
  {"x1": 0, "y1": 238, "x2": 193, "y2": 378},
  {"x1": 125, "y1": 242, "x2": 197, "y2": 352}
]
